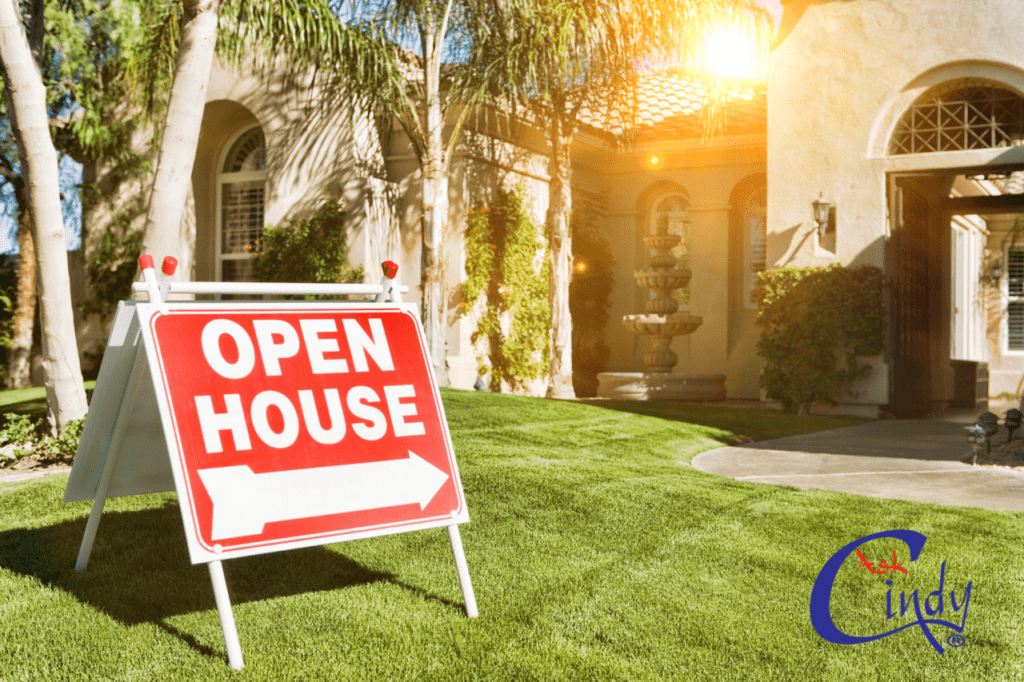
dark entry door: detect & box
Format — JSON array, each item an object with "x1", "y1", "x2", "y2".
[{"x1": 888, "y1": 180, "x2": 932, "y2": 418}]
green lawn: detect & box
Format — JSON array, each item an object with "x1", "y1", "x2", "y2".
[
  {"x1": 0, "y1": 389, "x2": 1021, "y2": 681},
  {"x1": 0, "y1": 382, "x2": 96, "y2": 418}
]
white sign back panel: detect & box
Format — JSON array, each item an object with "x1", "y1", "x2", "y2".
[{"x1": 64, "y1": 301, "x2": 175, "y2": 503}]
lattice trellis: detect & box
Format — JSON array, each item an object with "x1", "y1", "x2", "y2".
[{"x1": 889, "y1": 81, "x2": 1024, "y2": 155}]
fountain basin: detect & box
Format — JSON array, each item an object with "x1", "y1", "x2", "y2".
[
  {"x1": 643, "y1": 234, "x2": 682, "y2": 252},
  {"x1": 623, "y1": 313, "x2": 703, "y2": 337},
  {"x1": 633, "y1": 268, "x2": 691, "y2": 291},
  {"x1": 596, "y1": 372, "x2": 727, "y2": 401}
]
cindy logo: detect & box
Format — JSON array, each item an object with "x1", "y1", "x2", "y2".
[{"x1": 810, "y1": 530, "x2": 972, "y2": 653}]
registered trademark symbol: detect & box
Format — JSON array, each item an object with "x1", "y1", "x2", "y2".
[{"x1": 946, "y1": 634, "x2": 966, "y2": 648}]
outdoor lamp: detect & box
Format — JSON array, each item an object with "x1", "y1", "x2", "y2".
[
  {"x1": 965, "y1": 423, "x2": 986, "y2": 465},
  {"x1": 979, "y1": 411, "x2": 1000, "y2": 455},
  {"x1": 980, "y1": 259, "x2": 1004, "y2": 287},
  {"x1": 813, "y1": 194, "x2": 834, "y2": 238},
  {"x1": 1006, "y1": 409, "x2": 1022, "y2": 442}
]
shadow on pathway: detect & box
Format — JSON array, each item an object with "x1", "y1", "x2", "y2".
[{"x1": 692, "y1": 406, "x2": 1024, "y2": 512}]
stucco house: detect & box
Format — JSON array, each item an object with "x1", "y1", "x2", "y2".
[{"x1": 78, "y1": 0, "x2": 1024, "y2": 417}]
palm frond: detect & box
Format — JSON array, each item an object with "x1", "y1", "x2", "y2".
[{"x1": 130, "y1": 0, "x2": 181, "y2": 123}]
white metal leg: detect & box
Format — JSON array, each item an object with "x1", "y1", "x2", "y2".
[
  {"x1": 447, "y1": 524, "x2": 478, "y2": 618},
  {"x1": 208, "y1": 560, "x2": 244, "y2": 671},
  {"x1": 75, "y1": 349, "x2": 145, "y2": 572}
]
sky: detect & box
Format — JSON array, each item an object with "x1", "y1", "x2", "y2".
[{"x1": 0, "y1": 0, "x2": 785, "y2": 256}]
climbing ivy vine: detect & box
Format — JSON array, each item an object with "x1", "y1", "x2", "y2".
[{"x1": 462, "y1": 184, "x2": 550, "y2": 390}]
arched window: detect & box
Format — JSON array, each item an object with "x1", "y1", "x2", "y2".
[
  {"x1": 650, "y1": 194, "x2": 691, "y2": 307},
  {"x1": 743, "y1": 186, "x2": 767, "y2": 308},
  {"x1": 217, "y1": 127, "x2": 267, "y2": 282},
  {"x1": 889, "y1": 80, "x2": 1024, "y2": 155}
]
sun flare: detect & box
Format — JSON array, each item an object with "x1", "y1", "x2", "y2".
[{"x1": 706, "y1": 30, "x2": 754, "y2": 78}]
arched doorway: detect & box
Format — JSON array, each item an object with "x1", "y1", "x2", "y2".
[
  {"x1": 192, "y1": 100, "x2": 266, "y2": 284},
  {"x1": 886, "y1": 79, "x2": 1024, "y2": 416}
]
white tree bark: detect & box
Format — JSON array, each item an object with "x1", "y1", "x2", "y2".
[
  {"x1": 140, "y1": 0, "x2": 220, "y2": 275},
  {"x1": 545, "y1": 115, "x2": 575, "y2": 399},
  {"x1": 0, "y1": 0, "x2": 88, "y2": 430}
]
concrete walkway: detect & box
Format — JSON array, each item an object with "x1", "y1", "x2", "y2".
[{"x1": 691, "y1": 406, "x2": 1024, "y2": 512}]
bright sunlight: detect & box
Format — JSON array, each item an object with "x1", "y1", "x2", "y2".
[{"x1": 706, "y1": 30, "x2": 754, "y2": 78}]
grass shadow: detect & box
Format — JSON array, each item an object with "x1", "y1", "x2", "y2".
[
  {"x1": 577, "y1": 399, "x2": 872, "y2": 445},
  {"x1": 0, "y1": 383, "x2": 96, "y2": 419},
  {"x1": 0, "y1": 500, "x2": 462, "y2": 660}
]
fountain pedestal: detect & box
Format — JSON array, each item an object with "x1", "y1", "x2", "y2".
[{"x1": 597, "y1": 224, "x2": 725, "y2": 401}]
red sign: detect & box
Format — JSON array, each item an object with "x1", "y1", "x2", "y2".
[{"x1": 142, "y1": 303, "x2": 466, "y2": 562}]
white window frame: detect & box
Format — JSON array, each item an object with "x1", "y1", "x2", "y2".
[
  {"x1": 951, "y1": 215, "x2": 987, "y2": 361},
  {"x1": 1004, "y1": 243, "x2": 1024, "y2": 355},
  {"x1": 215, "y1": 126, "x2": 267, "y2": 283}
]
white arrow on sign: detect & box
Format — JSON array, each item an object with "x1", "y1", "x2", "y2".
[{"x1": 196, "y1": 451, "x2": 450, "y2": 540}]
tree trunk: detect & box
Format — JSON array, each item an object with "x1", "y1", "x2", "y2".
[
  {"x1": 6, "y1": 187, "x2": 35, "y2": 389},
  {"x1": 0, "y1": 0, "x2": 88, "y2": 431},
  {"x1": 545, "y1": 115, "x2": 575, "y2": 399},
  {"x1": 139, "y1": 0, "x2": 220, "y2": 276},
  {"x1": 419, "y1": 20, "x2": 449, "y2": 387}
]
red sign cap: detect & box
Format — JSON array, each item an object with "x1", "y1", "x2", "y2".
[
  {"x1": 162, "y1": 256, "x2": 178, "y2": 276},
  {"x1": 382, "y1": 260, "x2": 399, "y2": 279},
  {"x1": 139, "y1": 254, "x2": 154, "y2": 270}
]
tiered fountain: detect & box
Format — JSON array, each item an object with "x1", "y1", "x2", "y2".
[{"x1": 597, "y1": 211, "x2": 726, "y2": 401}]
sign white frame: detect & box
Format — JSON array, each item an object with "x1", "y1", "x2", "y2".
[{"x1": 65, "y1": 259, "x2": 477, "y2": 671}]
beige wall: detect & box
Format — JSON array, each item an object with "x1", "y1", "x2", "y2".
[
  {"x1": 591, "y1": 136, "x2": 767, "y2": 399},
  {"x1": 770, "y1": 0, "x2": 1024, "y2": 409},
  {"x1": 198, "y1": 59, "x2": 390, "y2": 283}
]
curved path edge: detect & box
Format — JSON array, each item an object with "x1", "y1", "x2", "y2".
[{"x1": 692, "y1": 420, "x2": 1024, "y2": 512}]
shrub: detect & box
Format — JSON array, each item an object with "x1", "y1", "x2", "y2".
[
  {"x1": 251, "y1": 200, "x2": 363, "y2": 298},
  {"x1": 755, "y1": 264, "x2": 884, "y2": 414},
  {"x1": 0, "y1": 413, "x2": 85, "y2": 467}
]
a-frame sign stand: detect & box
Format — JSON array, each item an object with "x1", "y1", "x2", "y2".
[{"x1": 66, "y1": 256, "x2": 477, "y2": 671}]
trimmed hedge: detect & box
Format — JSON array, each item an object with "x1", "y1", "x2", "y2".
[{"x1": 755, "y1": 265, "x2": 885, "y2": 413}]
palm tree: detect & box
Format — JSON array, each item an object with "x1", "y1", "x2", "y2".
[
  {"x1": 347, "y1": 0, "x2": 485, "y2": 388},
  {"x1": 137, "y1": 0, "x2": 223, "y2": 286},
  {"x1": 138, "y1": 0, "x2": 474, "y2": 386},
  {"x1": 0, "y1": 0, "x2": 88, "y2": 430},
  {"x1": 469, "y1": 0, "x2": 773, "y2": 398}
]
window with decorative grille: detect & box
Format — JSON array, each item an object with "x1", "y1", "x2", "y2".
[
  {"x1": 1007, "y1": 247, "x2": 1024, "y2": 351},
  {"x1": 218, "y1": 127, "x2": 267, "y2": 282},
  {"x1": 889, "y1": 81, "x2": 1024, "y2": 155}
]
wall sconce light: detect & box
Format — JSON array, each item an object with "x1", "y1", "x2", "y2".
[
  {"x1": 813, "y1": 194, "x2": 834, "y2": 238},
  {"x1": 980, "y1": 260, "x2": 1003, "y2": 287}
]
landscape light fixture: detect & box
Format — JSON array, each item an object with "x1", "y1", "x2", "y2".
[
  {"x1": 1005, "y1": 408, "x2": 1022, "y2": 442},
  {"x1": 813, "y1": 193, "x2": 834, "y2": 238},
  {"x1": 979, "y1": 411, "x2": 1000, "y2": 455}
]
